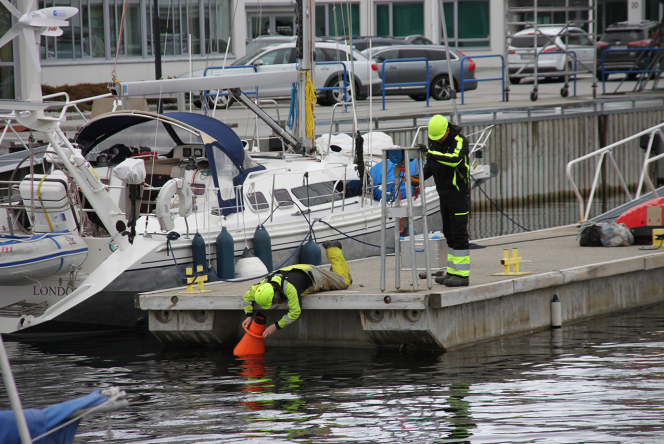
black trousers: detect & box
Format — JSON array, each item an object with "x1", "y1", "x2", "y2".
[{"x1": 440, "y1": 190, "x2": 469, "y2": 252}]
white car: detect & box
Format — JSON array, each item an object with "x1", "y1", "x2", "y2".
[
  {"x1": 183, "y1": 42, "x2": 382, "y2": 107},
  {"x1": 507, "y1": 26, "x2": 595, "y2": 84}
]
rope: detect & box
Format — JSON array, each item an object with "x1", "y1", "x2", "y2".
[
  {"x1": 471, "y1": 176, "x2": 530, "y2": 232},
  {"x1": 287, "y1": 82, "x2": 297, "y2": 130},
  {"x1": 110, "y1": 0, "x2": 130, "y2": 81},
  {"x1": 304, "y1": 71, "x2": 317, "y2": 140},
  {"x1": 318, "y1": 219, "x2": 394, "y2": 250}
]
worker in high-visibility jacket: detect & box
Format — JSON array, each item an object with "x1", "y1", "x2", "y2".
[
  {"x1": 422, "y1": 114, "x2": 471, "y2": 287},
  {"x1": 242, "y1": 241, "x2": 351, "y2": 338}
]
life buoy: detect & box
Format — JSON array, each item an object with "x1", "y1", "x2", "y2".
[{"x1": 155, "y1": 178, "x2": 193, "y2": 232}]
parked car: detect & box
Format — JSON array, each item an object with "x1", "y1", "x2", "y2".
[
  {"x1": 360, "y1": 45, "x2": 477, "y2": 101},
  {"x1": 596, "y1": 21, "x2": 661, "y2": 80},
  {"x1": 397, "y1": 35, "x2": 434, "y2": 45},
  {"x1": 323, "y1": 36, "x2": 408, "y2": 51},
  {"x1": 179, "y1": 42, "x2": 382, "y2": 108},
  {"x1": 507, "y1": 26, "x2": 595, "y2": 84},
  {"x1": 245, "y1": 35, "x2": 297, "y2": 55}
]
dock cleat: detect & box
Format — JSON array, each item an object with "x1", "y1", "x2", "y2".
[{"x1": 444, "y1": 275, "x2": 469, "y2": 287}]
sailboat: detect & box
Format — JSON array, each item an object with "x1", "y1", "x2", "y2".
[{"x1": 0, "y1": 1, "x2": 494, "y2": 336}]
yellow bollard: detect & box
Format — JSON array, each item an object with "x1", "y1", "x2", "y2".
[
  {"x1": 177, "y1": 265, "x2": 212, "y2": 294},
  {"x1": 492, "y1": 248, "x2": 532, "y2": 276}
]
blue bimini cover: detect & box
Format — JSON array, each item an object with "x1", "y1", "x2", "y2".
[
  {"x1": 76, "y1": 111, "x2": 266, "y2": 217},
  {"x1": 0, "y1": 390, "x2": 109, "y2": 444}
]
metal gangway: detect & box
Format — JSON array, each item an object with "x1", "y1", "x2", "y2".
[{"x1": 566, "y1": 122, "x2": 664, "y2": 223}]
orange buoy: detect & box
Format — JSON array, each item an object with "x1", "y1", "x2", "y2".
[{"x1": 233, "y1": 314, "x2": 267, "y2": 356}]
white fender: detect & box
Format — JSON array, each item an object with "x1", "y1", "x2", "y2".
[{"x1": 155, "y1": 178, "x2": 193, "y2": 232}]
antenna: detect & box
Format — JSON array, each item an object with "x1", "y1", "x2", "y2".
[{"x1": 0, "y1": 0, "x2": 78, "y2": 73}]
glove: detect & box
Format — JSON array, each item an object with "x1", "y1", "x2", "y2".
[
  {"x1": 410, "y1": 176, "x2": 420, "y2": 186},
  {"x1": 417, "y1": 143, "x2": 428, "y2": 154}
]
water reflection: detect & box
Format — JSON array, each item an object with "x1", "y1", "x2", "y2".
[{"x1": 1, "y1": 303, "x2": 663, "y2": 443}]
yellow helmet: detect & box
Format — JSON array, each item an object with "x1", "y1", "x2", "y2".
[
  {"x1": 428, "y1": 115, "x2": 449, "y2": 141},
  {"x1": 254, "y1": 283, "x2": 275, "y2": 309}
]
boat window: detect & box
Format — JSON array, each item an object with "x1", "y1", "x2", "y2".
[
  {"x1": 212, "y1": 150, "x2": 239, "y2": 201},
  {"x1": 247, "y1": 192, "x2": 269, "y2": 211},
  {"x1": 291, "y1": 181, "x2": 342, "y2": 207},
  {"x1": 273, "y1": 188, "x2": 294, "y2": 208}
]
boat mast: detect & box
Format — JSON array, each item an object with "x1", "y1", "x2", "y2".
[{"x1": 296, "y1": 0, "x2": 314, "y2": 152}]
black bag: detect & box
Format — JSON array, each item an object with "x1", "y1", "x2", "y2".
[{"x1": 579, "y1": 223, "x2": 603, "y2": 247}]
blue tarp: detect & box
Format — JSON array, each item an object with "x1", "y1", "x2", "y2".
[
  {"x1": 348, "y1": 159, "x2": 419, "y2": 200},
  {"x1": 0, "y1": 390, "x2": 110, "y2": 444}
]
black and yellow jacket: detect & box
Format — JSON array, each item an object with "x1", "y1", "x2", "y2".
[
  {"x1": 243, "y1": 264, "x2": 313, "y2": 330},
  {"x1": 422, "y1": 124, "x2": 470, "y2": 195}
]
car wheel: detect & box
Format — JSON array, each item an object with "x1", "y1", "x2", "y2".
[
  {"x1": 508, "y1": 76, "x2": 521, "y2": 85},
  {"x1": 409, "y1": 94, "x2": 428, "y2": 101},
  {"x1": 325, "y1": 78, "x2": 355, "y2": 105},
  {"x1": 431, "y1": 76, "x2": 455, "y2": 101}
]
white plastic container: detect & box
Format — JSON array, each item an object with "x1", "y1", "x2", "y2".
[
  {"x1": 400, "y1": 232, "x2": 447, "y2": 271},
  {"x1": 19, "y1": 171, "x2": 78, "y2": 233}
]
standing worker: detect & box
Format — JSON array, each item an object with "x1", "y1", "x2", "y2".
[
  {"x1": 242, "y1": 242, "x2": 352, "y2": 338},
  {"x1": 421, "y1": 114, "x2": 470, "y2": 287}
]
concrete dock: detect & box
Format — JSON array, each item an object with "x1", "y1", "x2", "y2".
[{"x1": 136, "y1": 224, "x2": 664, "y2": 351}]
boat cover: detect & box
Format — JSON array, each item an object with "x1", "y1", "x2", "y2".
[
  {"x1": 76, "y1": 111, "x2": 266, "y2": 215},
  {"x1": 347, "y1": 159, "x2": 419, "y2": 200},
  {"x1": 0, "y1": 390, "x2": 110, "y2": 444}
]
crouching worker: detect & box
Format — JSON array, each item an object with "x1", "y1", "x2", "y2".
[{"x1": 242, "y1": 241, "x2": 351, "y2": 339}]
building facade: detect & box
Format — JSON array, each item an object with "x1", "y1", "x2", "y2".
[{"x1": 0, "y1": 0, "x2": 660, "y2": 99}]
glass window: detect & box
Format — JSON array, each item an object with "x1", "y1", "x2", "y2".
[
  {"x1": 247, "y1": 192, "x2": 269, "y2": 211},
  {"x1": 315, "y1": 6, "x2": 326, "y2": 37},
  {"x1": 89, "y1": 0, "x2": 105, "y2": 58},
  {"x1": 426, "y1": 49, "x2": 449, "y2": 61},
  {"x1": 376, "y1": 4, "x2": 389, "y2": 37},
  {"x1": 291, "y1": 181, "x2": 342, "y2": 207},
  {"x1": 258, "y1": 48, "x2": 292, "y2": 65},
  {"x1": 275, "y1": 16, "x2": 294, "y2": 35},
  {"x1": 315, "y1": 48, "x2": 330, "y2": 62},
  {"x1": 328, "y1": 3, "x2": 360, "y2": 37},
  {"x1": 393, "y1": 3, "x2": 423, "y2": 37},
  {"x1": 398, "y1": 49, "x2": 427, "y2": 59},
  {"x1": 440, "y1": 0, "x2": 489, "y2": 48},
  {"x1": 567, "y1": 34, "x2": 592, "y2": 46},
  {"x1": 273, "y1": 189, "x2": 294, "y2": 208},
  {"x1": 0, "y1": 67, "x2": 14, "y2": 100},
  {"x1": 373, "y1": 49, "x2": 398, "y2": 64},
  {"x1": 251, "y1": 16, "x2": 270, "y2": 39}
]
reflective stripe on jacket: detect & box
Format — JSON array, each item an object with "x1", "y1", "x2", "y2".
[{"x1": 422, "y1": 124, "x2": 470, "y2": 194}]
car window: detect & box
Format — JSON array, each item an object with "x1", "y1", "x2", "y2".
[
  {"x1": 425, "y1": 49, "x2": 449, "y2": 61},
  {"x1": 373, "y1": 49, "x2": 399, "y2": 63},
  {"x1": 601, "y1": 30, "x2": 642, "y2": 43},
  {"x1": 398, "y1": 48, "x2": 428, "y2": 59},
  {"x1": 510, "y1": 35, "x2": 552, "y2": 48},
  {"x1": 324, "y1": 48, "x2": 358, "y2": 62},
  {"x1": 257, "y1": 48, "x2": 293, "y2": 65},
  {"x1": 567, "y1": 34, "x2": 592, "y2": 46},
  {"x1": 232, "y1": 51, "x2": 261, "y2": 66},
  {"x1": 315, "y1": 48, "x2": 329, "y2": 62}
]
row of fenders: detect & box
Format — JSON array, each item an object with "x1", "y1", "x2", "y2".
[{"x1": 190, "y1": 225, "x2": 323, "y2": 280}]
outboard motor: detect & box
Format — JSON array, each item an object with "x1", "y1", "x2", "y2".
[{"x1": 112, "y1": 158, "x2": 146, "y2": 243}]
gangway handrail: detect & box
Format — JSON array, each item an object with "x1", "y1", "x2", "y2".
[
  {"x1": 600, "y1": 47, "x2": 664, "y2": 94},
  {"x1": 460, "y1": 55, "x2": 505, "y2": 105},
  {"x1": 381, "y1": 58, "x2": 430, "y2": 110},
  {"x1": 566, "y1": 122, "x2": 664, "y2": 222}
]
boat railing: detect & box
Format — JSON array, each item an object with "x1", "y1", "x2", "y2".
[
  {"x1": 330, "y1": 168, "x2": 348, "y2": 214},
  {"x1": 566, "y1": 122, "x2": 664, "y2": 223}
]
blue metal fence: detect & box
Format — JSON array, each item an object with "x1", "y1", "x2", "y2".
[
  {"x1": 600, "y1": 47, "x2": 664, "y2": 94},
  {"x1": 315, "y1": 61, "x2": 349, "y2": 106},
  {"x1": 460, "y1": 54, "x2": 505, "y2": 105},
  {"x1": 381, "y1": 58, "x2": 430, "y2": 110}
]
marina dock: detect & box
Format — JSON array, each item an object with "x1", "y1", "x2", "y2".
[{"x1": 136, "y1": 225, "x2": 664, "y2": 351}]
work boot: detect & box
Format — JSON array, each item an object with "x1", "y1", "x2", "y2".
[
  {"x1": 444, "y1": 275, "x2": 469, "y2": 287},
  {"x1": 322, "y1": 241, "x2": 342, "y2": 250},
  {"x1": 434, "y1": 273, "x2": 452, "y2": 284}
]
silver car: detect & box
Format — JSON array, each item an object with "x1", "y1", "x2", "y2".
[
  {"x1": 182, "y1": 42, "x2": 382, "y2": 108},
  {"x1": 360, "y1": 45, "x2": 478, "y2": 101}
]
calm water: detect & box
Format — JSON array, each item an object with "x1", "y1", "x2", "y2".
[{"x1": 2, "y1": 302, "x2": 664, "y2": 443}]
